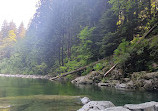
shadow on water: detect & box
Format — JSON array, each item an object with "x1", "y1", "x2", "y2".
[{"x1": 0, "y1": 77, "x2": 157, "y2": 111}]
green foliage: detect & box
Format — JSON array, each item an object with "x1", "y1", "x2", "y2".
[
  {"x1": 75, "y1": 26, "x2": 95, "y2": 61},
  {"x1": 66, "y1": 75, "x2": 73, "y2": 80},
  {"x1": 0, "y1": 0, "x2": 157, "y2": 76},
  {"x1": 34, "y1": 62, "x2": 47, "y2": 74},
  {"x1": 0, "y1": 52, "x2": 47, "y2": 75},
  {"x1": 108, "y1": 0, "x2": 135, "y2": 15},
  {"x1": 55, "y1": 26, "x2": 95, "y2": 74},
  {"x1": 147, "y1": 62, "x2": 158, "y2": 72},
  {"x1": 55, "y1": 60, "x2": 79, "y2": 74},
  {"x1": 99, "y1": 32, "x2": 120, "y2": 56},
  {"x1": 101, "y1": 77, "x2": 110, "y2": 83},
  {"x1": 113, "y1": 34, "x2": 158, "y2": 75},
  {"x1": 81, "y1": 67, "x2": 93, "y2": 76},
  {"x1": 114, "y1": 39, "x2": 130, "y2": 64},
  {"x1": 149, "y1": 36, "x2": 158, "y2": 49},
  {"x1": 93, "y1": 63, "x2": 103, "y2": 71}
]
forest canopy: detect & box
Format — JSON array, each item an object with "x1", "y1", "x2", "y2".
[{"x1": 0, "y1": 0, "x2": 157, "y2": 76}]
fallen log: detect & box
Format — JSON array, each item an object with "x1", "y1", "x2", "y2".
[
  {"x1": 50, "y1": 58, "x2": 106, "y2": 80},
  {"x1": 104, "y1": 64, "x2": 117, "y2": 77}
]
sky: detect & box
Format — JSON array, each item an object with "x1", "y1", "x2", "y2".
[{"x1": 0, "y1": 0, "x2": 39, "y2": 29}]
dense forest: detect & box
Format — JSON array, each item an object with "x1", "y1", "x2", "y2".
[{"x1": 0, "y1": 0, "x2": 157, "y2": 77}]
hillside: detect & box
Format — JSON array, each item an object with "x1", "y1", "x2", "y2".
[{"x1": 0, "y1": 0, "x2": 157, "y2": 78}]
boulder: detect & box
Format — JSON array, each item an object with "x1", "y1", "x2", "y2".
[
  {"x1": 143, "y1": 79, "x2": 153, "y2": 90},
  {"x1": 110, "y1": 69, "x2": 123, "y2": 80},
  {"x1": 81, "y1": 97, "x2": 90, "y2": 105},
  {"x1": 115, "y1": 83, "x2": 127, "y2": 89},
  {"x1": 123, "y1": 78, "x2": 130, "y2": 82},
  {"x1": 131, "y1": 72, "x2": 158, "y2": 90},
  {"x1": 104, "y1": 106, "x2": 130, "y2": 111},
  {"x1": 126, "y1": 80, "x2": 135, "y2": 89},
  {"x1": 143, "y1": 72, "x2": 158, "y2": 80},
  {"x1": 71, "y1": 71, "x2": 102, "y2": 85},
  {"x1": 155, "y1": 104, "x2": 158, "y2": 110},
  {"x1": 124, "y1": 101, "x2": 158, "y2": 111},
  {"x1": 71, "y1": 76, "x2": 93, "y2": 85},
  {"x1": 77, "y1": 101, "x2": 115, "y2": 111},
  {"x1": 98, "y1": 80, "x2": 120, "y2": 87},
  {"x1": 143, "y1": 79, "x2": 158, "y2": 91},
  {"x1": 98, "y1": 83, "x2": 111, "y2": 87}
]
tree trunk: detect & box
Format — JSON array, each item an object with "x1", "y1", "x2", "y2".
[
  {"x1": 58, "y1": 46, "x2": 61, "y2": 65},
  {"x1": 61, "y1": 43, "x2": 64, "y2": 66},
  {"x1": 67, "y1": 31, "x2": 71, "y2": 59},
  {"x1": 135, "y1": 0, "x2": 139, "y2": 19},
  {"x1": 148, "y1": 0, "x2": 151, "y2": 18}
]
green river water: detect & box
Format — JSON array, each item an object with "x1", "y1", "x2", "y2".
[{"x1": 0, "y1": 77, "x2": 157, "y2": 111}]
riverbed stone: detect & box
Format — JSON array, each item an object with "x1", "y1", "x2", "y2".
[
  {"x1": 98, "y1": 80, "x2": 120, "y2": 88},
  {"x1": 71, "y1": 71, "x2": 102, "y2": 85},
  {"x1": 142, "y1": 72, "x2": 158, "y2": 80},
  {"x1": 104, "y1": 106, "x2": 130, "y2": 111},
  {"x1": 77, "y1": 101, "x2": 115, "y2": 111},
  {"x1": 71, "y1": 76, "x2": 93, "y2": 84},
  {"x1": 124, "y1": 101, "x2": 158, "y2": 111},
  {"x1": 123, "y1": 78, "x2": 130, "y2": 82},
  {"x1": 81, "y1": 97, "x2": 90, "y2": 105},
  {"x1": 155, "y1": 104, "x2": 158, "y2": 110},
  {"x1": 115, "y1": 83, "x2": 127, "y2": 89},
  {"x1": 110, "y1": 69, "x2": 123, "y2": 80},
  {"x1": 98, "y1": 83, "x2": 111, "y2": 87},
  {"x1": 0, "y1": 74, "x2": 50, "y2": 79},
  {"x1": 143, "y1": 79, "x2": 153, "y2": 90},
  {"x1": 126, "y1": 80, "x2": 135, "y2": 89}
]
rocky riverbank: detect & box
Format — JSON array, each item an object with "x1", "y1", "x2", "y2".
[
  {"x1": 0, "y1": 74, "x2": 51, "y2": 79},
  {"x1": 71, "y1": 71, "x2": 158, "y2": 91},
  {"x1": 78, "y1": 97, "x2": 158, "y2": 111}
]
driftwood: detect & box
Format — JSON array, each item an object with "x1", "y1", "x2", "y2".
[{"x1": 50, "y1": 58, "x2": 106, "y2": 80}]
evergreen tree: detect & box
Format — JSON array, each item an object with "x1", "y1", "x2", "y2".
[
  {"x1": 1, "y1": 20, "x2": 9, "y2": 38},
  {"x1": 17, "y1": 22, "x2": 26, "y2": 38}
]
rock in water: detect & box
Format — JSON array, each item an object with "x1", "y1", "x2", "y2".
[
  {"x1": 77, "y1": 101, "x2": 115, "y2": 111},
  {"x1": 71, "y1": 71, "x2": 102, "y2": 85},
  {"x1": 81, "y1": 97, "x2": 90, "y2": 105},
  {"x1": 115, "y1": 83, "x2": 127, "y2": 89},
  {"x1": 155, "y1": 104, "x2": 158, "y2": 110},
  {"x1": 104, "y1": 106, "x2": 130, "y2": 111},
  {"x1": 124, "y1": 101, "x2": 158, "y2": 111},
  {"x1": 71, "y1": 76, "x2": 93, "y2": 85}
]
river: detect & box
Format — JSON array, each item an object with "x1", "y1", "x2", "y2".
[{"x1": 0, "y1": 77, "x2": 157, "y2": 111}]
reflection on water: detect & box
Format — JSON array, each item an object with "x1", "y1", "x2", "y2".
[
  {"x1": 0, "y1": 95, "x2": 81, "y2": 111},
  {"x1": 0, "y1": 77, "x2": 158, "y2": 111}
]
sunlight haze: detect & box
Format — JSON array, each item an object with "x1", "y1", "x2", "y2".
[{"x1": 0, "y1": 0, "x2": 39, "y2": 28}]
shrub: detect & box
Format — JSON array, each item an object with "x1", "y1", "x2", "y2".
[
  {"x1": 81, "y1": 66, "x2": 93, "y2": 76},
  {"x1": 93, "y1": 63, "x2": 103, "y2": 71}
]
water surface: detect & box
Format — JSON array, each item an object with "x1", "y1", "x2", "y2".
[{"x1": 0, "y1": 77, "x2": 158, "y2": 111}]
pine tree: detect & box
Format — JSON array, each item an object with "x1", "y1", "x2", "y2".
[
  {"x1": 1, "y1": 20, "x2": 9, "y2": 38},
  {"x1": 9, "y1": 21, "x2": 17, "y2": 34},
  {"x1": 17, "y1": 22, "x2": 26, "y2": 38}
]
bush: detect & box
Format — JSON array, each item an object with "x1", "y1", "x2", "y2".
[
  {"x1": 114, "y1": 39, "x2": 131, "y2": 64},
  {"x1": 81, "y1": 66, "x2": 93, "y2": 76},
  {"x1": 93, "y1": 63, "x2": 104, "y2": 71}
]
